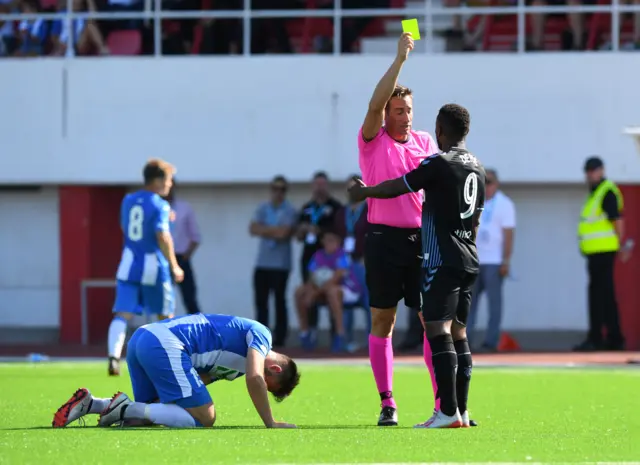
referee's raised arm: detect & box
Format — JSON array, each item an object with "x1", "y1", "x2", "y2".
[
  {"x1": 362, "y1": 33, "x2": 415, "y2": 142},
  {"x1": 356, "y1": 32, "x2": 439, "y2": 428}
]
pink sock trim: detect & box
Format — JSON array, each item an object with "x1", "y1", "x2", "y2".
[
  {"x1": 368, "y1": 334, "x2": 396, "y2": 409},
  {"x1": 423, "y1": 334, "x2": 440, "y2": 411}
]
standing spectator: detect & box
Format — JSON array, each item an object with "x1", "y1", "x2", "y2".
[
  {"x1": 295, "y1": 171, "x2": 343, "y2": 349},
  {"x1": 249, "y1": 175, "x2": 297, "y2": 348},
  {"x1": 165, "y1": 183, "x2": 202, "y2": 315},
  {"x1": 333, "y1": 175, "x2": 371, "y2": 351},
  {"x1": 333, "y1": 175, "x2": 369, "y2": 263},
  {"x1": 466, "y1": 169, "x2": 515, "y2": 352},
  {"x1": 574, "y1": 157, "x2": 632, "y2": 352}
]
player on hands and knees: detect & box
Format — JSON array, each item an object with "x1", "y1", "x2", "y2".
[
  {"x1": 54, "y1": 313, "x2": 300, "y2": 429},
  {"x1": 358, "y1": 32, "x2": 440, "y2": 427},
  {"x1": 107, "y1": 159, "x2": 183, "y2": 376},
  {"x1": 350, "y1": 104, "x2": 484, "y2": 428}
]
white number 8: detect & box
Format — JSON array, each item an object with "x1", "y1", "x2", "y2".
[
  {"x1": 128, "y1": 205, "x2": 144, "y2": 241},
  {"x1": 460, "y1": 173, "x2": 478, "y2": 219}
]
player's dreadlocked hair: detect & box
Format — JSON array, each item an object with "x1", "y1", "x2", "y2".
[
  {"x1": 437, "y1": 103, "x2": 471, "y2": 142},
  {"x1": 385, "y1": 85, "x2": 413, "y2": 112},
  {"x1": 271, "y1": 355, "x2": 301, "y2": 403}
]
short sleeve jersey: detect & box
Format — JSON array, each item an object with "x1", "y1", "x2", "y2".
[
  {"x1": 298, "y1": 197, "x2": 343, "y2": 265},
  {"x1": 403, "y1": 148, "x2": 486, "y2": 273},
  {"x1": 116, "y1": 190, "x2": 171, "y2": 285},
  {"x1": 155, "y1": 313, "x2": 273, "y2": 383}
]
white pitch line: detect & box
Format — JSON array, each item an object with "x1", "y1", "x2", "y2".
[{"x1": 272, "y1": 462, "x2": 640, "y2": 465}]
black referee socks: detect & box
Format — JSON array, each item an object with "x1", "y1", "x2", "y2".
[
  {"x1": 454, "y1": 339, "x2": 473, "y2": 415},
  {"x1": 428, "y1": 334, "x2": 458, "y2": 417}
]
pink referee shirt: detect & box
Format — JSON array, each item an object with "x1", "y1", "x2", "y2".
[{"x1": 358, "y1": 127, "x2": 438, "y2": 228}]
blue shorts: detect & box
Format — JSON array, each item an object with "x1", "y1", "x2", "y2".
[
  {"x1": 126, "y1": 324, "x2": 212, "y2": 408},
  {"x1": 113, "y1": 280, "x2": 175, "y2": 316}
]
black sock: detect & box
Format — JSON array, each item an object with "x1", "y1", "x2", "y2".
[
  {"x1": 428, "y1": 333, "x2": 458, "y2": 416},
  {"x1": 454, "y1": 339, "x2": 472, "y2": 414}
]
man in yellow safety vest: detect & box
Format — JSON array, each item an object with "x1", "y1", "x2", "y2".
[{"x1": 575, "y1": 157, "x2": 633, "y2": 352}]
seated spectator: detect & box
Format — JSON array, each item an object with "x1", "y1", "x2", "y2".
[
  {"x1": 529, "y1": 0, "x2": 594, "y2": 50},
  {"x1": 15, "y1": 0, "x2": 49, "y2": 57},
  {"x1": 442, "y1": 0, "x2": 492, "y2": 51},
  {"x1": 0, "y1": 0, "x2": 18, "y2": 56},
  {"x1": 618, "y1": 0, "x2": 639, "y2": 50},
  {"x1": 295, "y1": 229, "x2": 361, "y2": 353},
  {"x1": 50, "y1": 0, "x2": 109, "y2": 56}
]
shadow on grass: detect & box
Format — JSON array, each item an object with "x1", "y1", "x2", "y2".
[{"x1": 3, "y1": 424, "x2": 392, "y2": 431}]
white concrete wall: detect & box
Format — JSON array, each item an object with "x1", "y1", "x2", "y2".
[{"x1": 0, "y1": 183, "x2": 589, "y2": 332}]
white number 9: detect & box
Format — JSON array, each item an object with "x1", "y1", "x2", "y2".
[
  {"x1": 128, "y1": 205, "x2": 144, "y2": 241},
  {"x1": 460, "y1": 173, "x2": 478, "y2": 219}
]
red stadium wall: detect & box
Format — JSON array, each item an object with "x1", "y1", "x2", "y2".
[
  {"x1": 616, "y1": 185, "x2": 640, "y2": 350},
  {"x1": 59, "y1": 186, "x2": 126, "y2": 344}
]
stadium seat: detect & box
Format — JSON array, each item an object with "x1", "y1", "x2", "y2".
[
  {"x1": 107, "y1": 30, "x2": 142, "y2": 56},
  {"x1": 39, "y1": 0, "x2": 57, "y2": 10}
]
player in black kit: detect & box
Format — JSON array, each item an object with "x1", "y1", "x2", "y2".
[{"x1": 349, "y1": 103, "x2": 485, "y2": 429}]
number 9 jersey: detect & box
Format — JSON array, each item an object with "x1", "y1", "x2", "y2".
[
  {"x1": 402, "y1": 149, "x2": 486, "y2": 273},
  {"x1": 114, "y1": 190, "x2": 174, "y2": 315}
]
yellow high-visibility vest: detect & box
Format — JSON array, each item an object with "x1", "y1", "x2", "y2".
[{"x1": 577, "y1": 180, "x2": 623, "y2": 255}]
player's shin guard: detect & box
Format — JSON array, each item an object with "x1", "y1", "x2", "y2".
[
  {"x1": 454, "y1": 339, "x2": 472, "y2": 415},
  {"x1": 428, "y1": 334, "x2": 458, "y2": 417},
  {"x1": 107, "y1": 317, "x2": 128, "y2": 359}
]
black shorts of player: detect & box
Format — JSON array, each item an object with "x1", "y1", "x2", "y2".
[
  {"x1": 421, "y1": 266, "x2": 478, "y2": 326},
  {"x1": 364, "y1": 223, "x2": 422, "y2": 310}
]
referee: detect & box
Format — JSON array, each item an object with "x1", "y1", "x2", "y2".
[
  {"x1": 574, "y1": 157, "x2": 632, "y2": 352},
  {"x1": 357, "y1": 32, "x2": 438, "y2": 426},
  {"x1": 350, "y1": 103, "x2": 485, "y2": 428}
]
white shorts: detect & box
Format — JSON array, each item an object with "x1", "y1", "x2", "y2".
[{"x1": 342, "y1": 286, "x2": 360, "y2": 304}]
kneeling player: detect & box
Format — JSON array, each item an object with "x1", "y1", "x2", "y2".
[{"x1": 53, "y1": 313, "x2": 300, "y2": 429}]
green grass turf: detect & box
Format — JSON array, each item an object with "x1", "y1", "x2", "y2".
[{"x1": 0, "y1": 362, "x2": 639, "y2": 464}]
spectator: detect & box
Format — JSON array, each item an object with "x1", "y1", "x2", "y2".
[
  {"x1": 621, "y1": 0, "x2": 640, "y2": 50},
  {"x1": 165, "y1": 183, "x2": 202, "y2": 315},
  {"x1": 0, "y1": 0, "x2": 18, "y2": 56},
  {"x1": 15, "y1": 0, "x2": 49, "y2": 57},
  {"x1": 295, "y1": 171, "x2": 343, "y2": 350},
  {"x1": 295, "y1": 229, "x2": 358, "y2": 352},
  {"x1": 249, "y1": 175, "x2": 297, "y2": 348},
  {"x1": 442, "y1": 0, "x2": 489, "y2": 51},
  {"x1": 333, "y1": 175, "x2": 369, "y2": 262},
  {"x1": 50, "y1": 0, "x2": 109, "y2": 56},
  {"x1": 333, "y1": 175, "x2": 371, "y2": 351},
  {"x1": 529, "y1": 0, "x2": 591, "y2": 50},
  {"x1": 467, "y1": 168, "x2": 516, "y2": 352}
]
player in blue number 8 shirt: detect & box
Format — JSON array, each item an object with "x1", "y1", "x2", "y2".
[
  {"x1": 107, "y1": 159, "x2": 184, "y2": 377},
  {"x1": 53, "y1": 314, "x2": 300, "y2": 429}
]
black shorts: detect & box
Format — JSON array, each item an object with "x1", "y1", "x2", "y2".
[
  {"x1": 421, "y1": 266, "x2": 478, "y2": 326},
  {"x1": 364, "y1": 224, "x2": 422, "y2": 309}
]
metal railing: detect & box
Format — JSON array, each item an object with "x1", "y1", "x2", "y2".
[{"x1": 1, "y1": 1, "x2": 639, "y2": 55}]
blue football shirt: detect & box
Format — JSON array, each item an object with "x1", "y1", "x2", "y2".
[
  {"x1": 115, "y1": 190, "x2": 171, "y2": 286},
  {"x1": 154, "y1": 313, "x2": 273, "y2": 383}
]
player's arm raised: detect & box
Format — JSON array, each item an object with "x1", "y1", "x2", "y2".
[
  {"x1": 362, "y1": 33, "x2": 414, "y2": 141},
  {"x1": 156, "y1": 203, "x2": 184, "y2": 283},
  {"x1": 245, "y1": 349, "x2": 294, "y2": 428}
]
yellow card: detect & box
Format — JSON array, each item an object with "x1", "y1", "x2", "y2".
[{"x1": 401, "y1": 18, "x2": 421, "y2": 40}]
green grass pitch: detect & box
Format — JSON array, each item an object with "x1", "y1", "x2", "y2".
[{"x1": 1, "y1": 361, "x2": 639, "y2": 464}]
